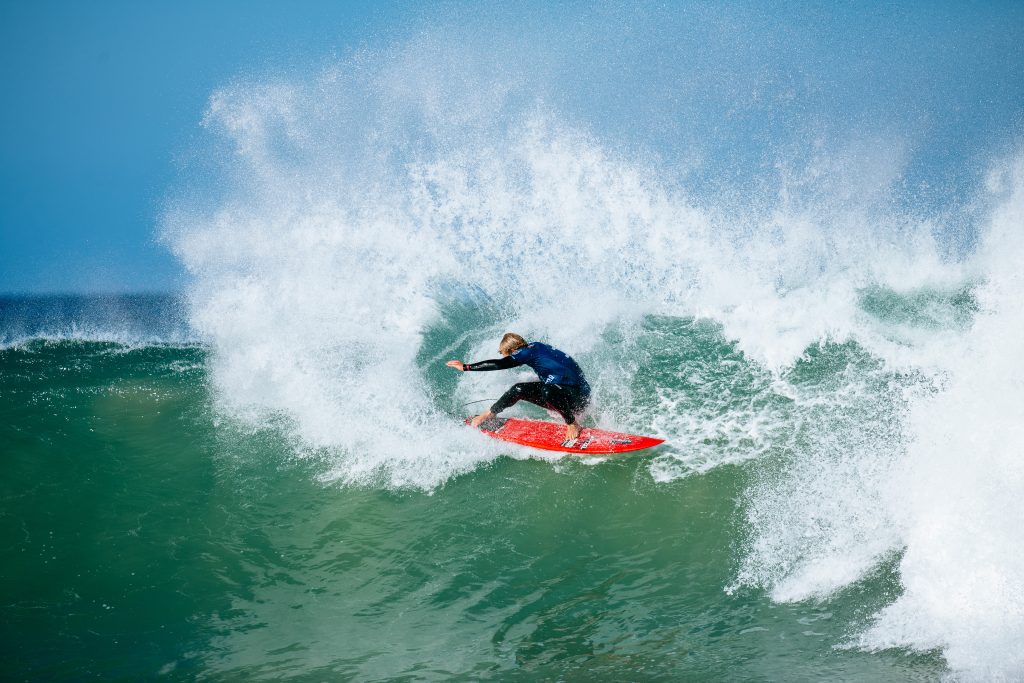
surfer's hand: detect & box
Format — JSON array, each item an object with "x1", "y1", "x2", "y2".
[
  {"x1": 470, "y1": 411, "x2": 493, "y2": 427},
  {"x1": 446, "y1": 360, "x2": 466, "y2": 371}
]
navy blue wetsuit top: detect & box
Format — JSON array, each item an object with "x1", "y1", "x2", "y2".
[
  {"x1": 465, "y1": 342, "x2": 590, "y2": 395},
  {"x1": 511, "y1": 342, "x2": 589, "y2": 392}
]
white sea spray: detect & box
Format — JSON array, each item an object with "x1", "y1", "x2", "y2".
[{"x1": 161, "y1": 23, "x2": 1024, "y2": 680}]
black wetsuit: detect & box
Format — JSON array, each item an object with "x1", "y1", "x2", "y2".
[{"x1": 464, "y1": 342, "x2": 590, "y2": 424}]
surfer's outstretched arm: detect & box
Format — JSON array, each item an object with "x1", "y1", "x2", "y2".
[
  {"x1": 463, "y1": 357, "x2": 522, "y2": 371},
  {"x1": 446, "y1": 357, "x2": 522, "y2": 371}
]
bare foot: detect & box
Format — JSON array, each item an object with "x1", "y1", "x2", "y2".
[{"x1": 564, "y1": 423, "x2": 581, "y2": 441}]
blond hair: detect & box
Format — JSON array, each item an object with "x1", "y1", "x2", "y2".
[{"x1": 498, "y1": 332, "x2": 528, "y2": 355}]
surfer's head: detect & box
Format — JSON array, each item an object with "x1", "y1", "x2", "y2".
[{"x1": 499, "y1": 332, "x2": 528, "y2": 356}]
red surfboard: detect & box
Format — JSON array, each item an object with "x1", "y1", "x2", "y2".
[{"x1": 468, "y1": 416, "x2": 664, "y2": 454}]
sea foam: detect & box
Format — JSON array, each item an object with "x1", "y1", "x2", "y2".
[{"x1": 163, "y1": 30, "x2": 1024, "y2": 679}]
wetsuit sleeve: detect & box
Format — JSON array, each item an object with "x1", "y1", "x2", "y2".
[{"x1": 463, "y1": 356, "x2": 522, "y2": 371}]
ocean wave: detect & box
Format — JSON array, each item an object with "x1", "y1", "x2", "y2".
[
  {"x1": 0, "y1": 333, "x2": 202, "y2": 352},
  {"x1": 160, "y1": 25, "x2": 1024, "y2": 680}
]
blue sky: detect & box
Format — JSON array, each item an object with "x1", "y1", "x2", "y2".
[
  {"x1": 0, "y1": 0, "x2": 415, "y2": 293},
  {"x1": 2, "y1": 1, "x2": 1022, "y2": 293}
]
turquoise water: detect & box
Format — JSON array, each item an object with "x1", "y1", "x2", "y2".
[{"x1": 2, "y1": 330, "x2": 950, "y2": 681}]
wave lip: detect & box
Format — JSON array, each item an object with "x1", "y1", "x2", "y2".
[
  {"x1": 854, "y1": 155, "x2": 1024, "y2": 682},
  {"x1": 731, "y1": 154, "x2": 1024, "y2": 682}
]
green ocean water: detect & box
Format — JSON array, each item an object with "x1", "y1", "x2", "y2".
[{"x1": 1, "y1": 315, "x2": 951, "y2": 681}]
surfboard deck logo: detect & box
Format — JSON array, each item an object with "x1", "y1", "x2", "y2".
[{"x1": 468, "y1": 416, "x2": 664, "y2": 454}]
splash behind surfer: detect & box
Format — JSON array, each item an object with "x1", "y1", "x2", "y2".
[{"x1": 447, "y1": 332, "x2": 591, "y2": 441}]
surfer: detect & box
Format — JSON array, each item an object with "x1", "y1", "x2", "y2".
[{"x1": 447, "y1": 333, "x2": 591, "y2": 441}]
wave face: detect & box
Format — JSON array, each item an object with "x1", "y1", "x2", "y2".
[{"x1": 160, "y1": 5, "x2": 1024, "y2": 679}]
